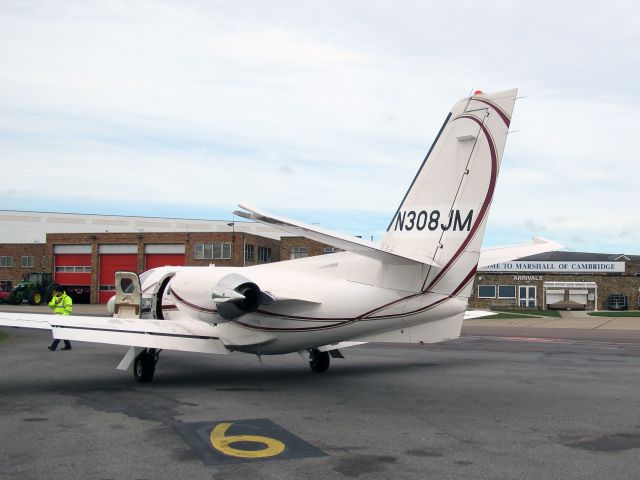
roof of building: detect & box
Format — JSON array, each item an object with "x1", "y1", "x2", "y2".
[
  {"x1": 3, "y1": 211, "x2": 638, "y2": 262},
  {"x1": 0, "y1": 210, "x2": 285, "y2": 243},
  {"x1": 518, "y1": 251, "x2": 640, "y2": 262}
]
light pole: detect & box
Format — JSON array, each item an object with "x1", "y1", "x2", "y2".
[{"x1": 227, "y1": 221, "x2": 235, "y2": 265}]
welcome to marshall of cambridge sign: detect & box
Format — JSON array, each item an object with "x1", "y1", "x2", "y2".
[{"x1": 478, "y1": 261, "x2": 625, "y2": 273}]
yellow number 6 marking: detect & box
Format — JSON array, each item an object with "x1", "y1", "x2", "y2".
[{"x1": 210, "y1": 422, "x2": 286, "y2": 458}]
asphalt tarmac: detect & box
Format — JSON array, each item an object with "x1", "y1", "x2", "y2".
[{"x1": 1, "y1": 328, "x2": 640, "y2": 480}]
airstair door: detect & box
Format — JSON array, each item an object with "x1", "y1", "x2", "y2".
[{"x1": 114, "y1": 271, "x2": 141, "y2": 318}]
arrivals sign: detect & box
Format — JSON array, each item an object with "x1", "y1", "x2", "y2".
[{"x1": 478, "y1": 261, "x2": 625, "y2": 273}]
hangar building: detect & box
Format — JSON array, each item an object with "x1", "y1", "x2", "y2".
[
  {"x1": 0, "y1": 211, "x2": 283, "y2": 304},
  {"x1": 1, "y1": 210, "x2": 638, "y2": 310}
]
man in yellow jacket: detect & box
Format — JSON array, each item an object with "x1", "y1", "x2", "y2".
[{"x1": 48, "y1": 285, "x2": 72, "y2": 351}]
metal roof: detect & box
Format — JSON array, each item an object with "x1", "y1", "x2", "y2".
[
  {"x1": 0, "y1": 210, "x2": 284, "y2": 244},
  {"x1": 518, "y1": 250, "x2": 640, "y2": 262}
]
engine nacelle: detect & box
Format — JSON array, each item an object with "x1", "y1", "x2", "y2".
[{"x1": 212, "y1": 273, "x2": 275, "y2": 321}]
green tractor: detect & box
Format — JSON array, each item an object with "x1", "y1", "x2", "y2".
[{"x1": 8, "y1": 272, "x2": 55, "y2": 306}]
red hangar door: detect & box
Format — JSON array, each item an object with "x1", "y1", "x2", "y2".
[
  {"x1": 53, "y1": 245, "x2": 92, "y2": 304},
  {"x1": 144, "y1": 244, "x2": 186, "y2": 270},
  {"x1": 98, "y1": 244, "x2": 138, "y2": 304}
]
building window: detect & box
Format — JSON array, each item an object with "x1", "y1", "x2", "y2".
[
  {"x1": 518, "y1": 286, "x2": 537, "y2": 308},
  {"x1": 21, "y1": 256, "x2": 35, "y2": 268},
  {"x1": 323, "y1": 247, "x2": 342, "y2": 254},
  {"x1": 55, "y1": 266, "x2": 91, "y2": 273},
  {"x1": 258, "y1": 247, "x2": 271, "y2": 263},
  {"x1": 290, "y1": 247, "x2": 308, "y2": 260},
  {"x1": 498, "y1": 285, "x2": 516, "y2": 299},
  {"x1": 477, "y1": 285, "x2": 496, "y2": 298},
  {"x1": 0, "y1": 256, "x2": 14, "y2": 268},
  {"x1": 194, "y1": 243, "x2": 231, "y2": 260},
  {"x1": 245, "y1": 244, "x2": 255, "y2": 261}
]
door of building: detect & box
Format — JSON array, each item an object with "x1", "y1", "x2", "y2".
[
  {"x1": 546, "y1": 289, "x2": 565, "y2": 307},
  {"x1": 569, "y1": 289, "x2": 588, "y2": 307},
  {"x1": 98, "y1": 254, "x2": 137, "y2": 304},
  {"x1": 518, "y1": 285, "x2": 536, "y2": 307}
]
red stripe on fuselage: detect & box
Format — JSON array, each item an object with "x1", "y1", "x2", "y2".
[
  {"x1": 420, "y1": 114, "x2": 497, "y2": 294},
  {"x1": 471, "y1": 98, "x2": 511, "y2": 127},
  {"x1": 172, "y1": 290, "x2": 218, "y2": 314}
]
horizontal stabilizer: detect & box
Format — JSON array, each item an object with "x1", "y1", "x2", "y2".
[
  {"x1": 478, "y1": 237, "x2": 563, "y2": 268},
  {"x1": 212, "y1": 288, "x2": 246, "y2": 303},
  {"x1": 234, "y1": 204, "x2": 440, "y2": 267},
  {"x1": 267, "y1": 288, "x2": 322, "y2": 304}
]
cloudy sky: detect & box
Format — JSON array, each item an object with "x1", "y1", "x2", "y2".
[{"x1": 1, "y1": 1, "x2": 639, "y2": 253}]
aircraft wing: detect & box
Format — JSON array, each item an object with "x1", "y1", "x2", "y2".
[
  {"x1": 478, "y1": 237, "x2": 563, "y2": 268},
  {"x1": 234, "y1": 204, "x2": 440, "y2": 267},
  {"x1": 0, "y1": 312, "x2": 229, "y2": 355}
]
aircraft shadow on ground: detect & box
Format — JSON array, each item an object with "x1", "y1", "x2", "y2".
[{"x1": 0, "y1": 351, "x2": 485, "y2": 394}]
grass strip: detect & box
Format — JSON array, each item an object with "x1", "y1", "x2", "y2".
[
  {"x1": 588, "y1": 311, "x2": 640, "y2": 317},
  {"x1": 488, "y1": 313, "x2": 542, "y2": 319},
  {"x1": 490, "y1": 309, "x2": 561, "y2": 318}
]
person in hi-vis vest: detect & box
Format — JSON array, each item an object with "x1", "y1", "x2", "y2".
[{"x1": 48, "y1": 285, "x2": 72, "y2": 351}]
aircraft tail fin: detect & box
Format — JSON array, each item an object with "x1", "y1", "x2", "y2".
[{"x1": 381, "y1": 89, "x2": 518, "y2": 296}]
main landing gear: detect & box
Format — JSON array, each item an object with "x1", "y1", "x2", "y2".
[
  {"x1": 133, "y1": 348, "x2": 160, "y2": 383},
  {"x1": 308, "y1": 349, "x2": 331, "y2": 373}
]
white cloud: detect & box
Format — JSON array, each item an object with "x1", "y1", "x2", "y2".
[{"x1": 1, "y1": 0, "x2": 639, "y2": 252}]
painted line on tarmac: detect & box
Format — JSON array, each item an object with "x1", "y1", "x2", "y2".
[
  {"x1": 465, "y1": 335, "x2": 640, "y2": 348},
  {"x1": 174, "y1": 418, "x2": 326, "y2": 465}
]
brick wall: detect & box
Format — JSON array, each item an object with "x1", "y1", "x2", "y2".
[
  {"x1": 0, "y1": 243, "x2": 49, "y2": 290},
  {"x1": 279, "y1": 237, "x2": 332, "y2": 261},
  {"x1": 470, "y1": 273, "x2": 640, "y2": 311},
  {"x1": 45, "y1": 231, "x2": 282, "y2": 303},
  {"x1": 237, "y1": 233, "x2": 281, "y2": 266}
]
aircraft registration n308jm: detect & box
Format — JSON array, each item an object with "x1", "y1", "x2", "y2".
[{"x1": 0, "y1": 89, "x2": 561, "y2": 383}]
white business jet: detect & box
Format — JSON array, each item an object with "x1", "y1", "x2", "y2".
[{"x1": 0, "y1": 89, "x2": 561, "y2": 383}]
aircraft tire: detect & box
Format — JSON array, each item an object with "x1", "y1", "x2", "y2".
[
  {"x1": 133, "y1": 350, "x2": 156, "y2": 383},
  {"x1": 309, "y1": 350, "x2": 330, "y2": 373}
]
